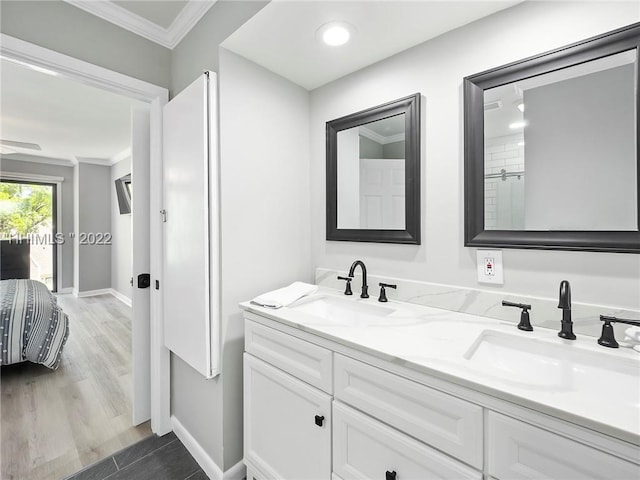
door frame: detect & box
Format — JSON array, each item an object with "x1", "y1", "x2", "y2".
[{"x1": 0, "y1": 34, "x2": 172, "y2": 434}]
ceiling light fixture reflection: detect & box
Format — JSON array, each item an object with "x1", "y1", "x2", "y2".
[
  {"x1": 316, "y1": 21, "x2": 355, "y2": 47},
  {"x1": 516, "y1": 103, "x2": 525, "y2": 112},
  {"x1": 509, "y1": 121, "x2": 526, "y2": 129}
]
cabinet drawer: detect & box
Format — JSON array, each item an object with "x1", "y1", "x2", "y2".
[
  {"x1": 488, "y1": 412, "x2": 640, "y2": 480},
  {"x1": 245, "y1": 319, "x2": 332, "y2": 393},
  {"x1": 244, "y1": 354, "x2": 332, "y2": 480},
  {"x1": 334, "y1": 354, "x2": 483, "y2": 468},
  {"x1": 333, "y1": 401, "x2": 481, "y2": 480}
]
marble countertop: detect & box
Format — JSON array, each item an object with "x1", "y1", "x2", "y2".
[{"x1": 241, "y1": 287, "x2": 640, "y2": 446}]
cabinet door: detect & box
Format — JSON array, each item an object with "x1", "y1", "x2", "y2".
[
  {"x1": 244, "y1": 353, "x2": 332, "y2": 480},
  {"x1": 488, "y1": 412, "x2": 640, "y2": 480},
  {"x1": 333, "y1": 401, "x2": 481, "y2": 480}
]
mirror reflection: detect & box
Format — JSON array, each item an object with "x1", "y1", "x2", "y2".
[
  {"x1": 483, "y1": 49, "x2": 637, "y2": 231},
  {"x1": 337, "y1": 114, "x2": 406, "y2": 230}
]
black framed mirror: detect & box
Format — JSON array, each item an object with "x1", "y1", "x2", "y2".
[
  {"x1": 326, "y1": 93, "x2": 421, "y2": 244},
  {"x1": 464, "y1": 23, "x2": 640, "y2": 253}
]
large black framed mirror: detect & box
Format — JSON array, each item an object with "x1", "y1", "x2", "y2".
[
  {"x1": 464, "y1": 23, "x2": 640, "y2": 253},
  {"x1": 326, "y1": 93, "x2": 421, "y2": 244}
]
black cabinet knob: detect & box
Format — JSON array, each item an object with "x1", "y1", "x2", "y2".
[
  {"x1": 314, "y1": 415, "x2": 325, "y2": 427},
  {"x1": 385, "y1": 471, "x2": 397, "y2": 480}
]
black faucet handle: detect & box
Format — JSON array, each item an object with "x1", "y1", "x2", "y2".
[
  {"x1": 501, "y1": 300, "x2": 533, "y2": 331},
  {"x1": 598, "y1": 315, "x2": 640, "y2": 349},
  {"x1": 337, "y1": 276, "x2": 353, "y2": 296},
  {"x1": 378, "y1": 282, "x2": 397, "y2": 303}
]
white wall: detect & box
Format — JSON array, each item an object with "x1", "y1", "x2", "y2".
[
  {"x1": 111, "y1": 157, "x2": 132, "y2": 300},
  {"x1": 170, "y1": 48, "x2": 312, "y2": 471},
  {"x1": 310, "y1": 1, "x2": 640, "y2": 310}
]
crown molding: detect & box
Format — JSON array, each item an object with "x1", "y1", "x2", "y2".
[
  {"x1": 62, "y1": 0, "x2": 216, "y2": 49},
  {"x1": 0, "y1": 153, "x2": 75, "y2": 167},
  {"x1": 76, "y1": 157, "x2": 113, "y2": 166},
  {"x1": 359, "y1": 126, "x2": 406, "y2": 145},
  {"x1": 111, "y1": 147, "x2": 132, "y2": 165}
]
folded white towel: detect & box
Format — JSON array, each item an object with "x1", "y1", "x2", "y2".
[
  {"x1": 252, "y1": 282, "x2": 318, "y2": 309},
  {"x1": 624, "y1": 327, "x2": 640, "y2": 343}
]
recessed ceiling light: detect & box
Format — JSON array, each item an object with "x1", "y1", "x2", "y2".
[
  {"x1": 509, "y1": 121, "x2": 526, "y2": 130},
  {"x1": 316, "y1": 22, "x2": 355, "y2": 47},
  {"x1": 516, "y1": 103, "x2": 525, "y2": 112}
]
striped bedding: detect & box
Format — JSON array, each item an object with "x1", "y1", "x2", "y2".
[{"x1": 0, "y1": 279, "x2": 69, "y2": 369}]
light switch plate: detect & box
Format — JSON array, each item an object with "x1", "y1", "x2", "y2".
[{"x1": 476, "y1": 250, "x2": 504, "y2": 284}]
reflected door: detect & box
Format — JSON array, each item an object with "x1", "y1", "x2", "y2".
[{"x1": 359, "y1": 159, "x2": 405, "y2": 229}]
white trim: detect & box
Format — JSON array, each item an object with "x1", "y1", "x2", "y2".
[
  {"x1": 171, "y1": 416, "x2": 246, "y2": 480},
  {"x1": 74, "y1": 288, "x2": 113, "y2": 298},
  {"x1": 56, "y1": 287, "x2": 73, "y2": 294},
  {"x1": 75, "y1": 157, "x2": 112, "y2": 166},
  {"x1": 168, "y1": 1, "x2": 216, "y2": 49},
  {"x1": 110, "y1": 289, "x2": 132, "y2": 307},
  {"x1": 72, "y1": 287, "x2": 132, "y2": 306},
  {"x1": 111, "y1": 147, "x2": 132, "y2": 165},
  {"x1": 0, "y1": 34, "x2": 171, "y2": 435},
  {"x1": 0, "y1": 171, "x2": 64, "y2": 183},
  {"x1": 0, "y1": 34, "x2": 167, "y2": 102},
  {"x1": 61, "y1": 0, "x2": 215, "y2": 49},
  {"x1": 359, "y1": 126, "x2": 406, "y2": 145},
  {"x1": 0, "y1": 153, "x2": 75, "y2": 167}
]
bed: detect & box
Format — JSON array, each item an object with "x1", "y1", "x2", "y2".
[{"x1": 0, "y1": 279, "x2": 69, "y2": 369}]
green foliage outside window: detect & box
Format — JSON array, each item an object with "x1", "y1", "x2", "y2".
[{"x1": 0, "y1": 182, "x2": 53, "y2": 238}]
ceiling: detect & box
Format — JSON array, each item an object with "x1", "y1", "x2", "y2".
[
  {"x1": 222, "y1": 0, "x2": 524, "y2": 90},
  {"x1": 0, "y1": 59, "x2": 147, "y2": 166}
]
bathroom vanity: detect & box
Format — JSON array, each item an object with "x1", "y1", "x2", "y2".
[{"x1": 241, "y1": 288, "x2": 640, "y2": 480}]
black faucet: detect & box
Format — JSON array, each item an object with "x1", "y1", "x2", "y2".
[
  {"x1": 557, "y1": 280, "x2": 576, "y2": 340},
  {"x1": 348, "y1": 260, "x2": 369, "y2": 298}
]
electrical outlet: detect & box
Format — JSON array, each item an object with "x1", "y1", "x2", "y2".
[{"x1": 477, "y1": 250, "x2": 504, "y2": 284}]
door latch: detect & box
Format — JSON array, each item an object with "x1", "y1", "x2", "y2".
[
  {"x1": 137, "y1": 273, "x2": 151, "y2": 288},
  {"x1": 160, "y1": 209, "x2": 167, "y2": 222}
]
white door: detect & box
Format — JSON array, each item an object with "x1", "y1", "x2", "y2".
[
  {"x1": 359, "y1": 158, "x2": 405, "y2": 229},
  {"x1": 131, "y1": 108, "x2": 151, "y2": 425},
  {"x1": 162, "y1": 72, "x2": 219, "y2": 378}
]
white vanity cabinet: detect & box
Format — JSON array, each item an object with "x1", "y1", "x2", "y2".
[
  {"x1": 243, "y1": 313, "x2": 640, "y2": 480},
  {"x1": 244, "y1": 320, "x2": 333, "y2": 480}
]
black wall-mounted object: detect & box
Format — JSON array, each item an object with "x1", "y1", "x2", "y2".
[
  {"x1": 115, "y1": 173, "x2": 132, "y2": 215},
  {"x1": 314, "y1": 415, "x2": 325, "y2": 427},
  {"x1": 326, "y1": 93, "x2": 421, "y2": 244},
  {"x1": 463, "y1": 22, "x2": 640, "y2": 253}
]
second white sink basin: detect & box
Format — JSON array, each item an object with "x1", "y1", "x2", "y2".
[{"x1": 464, "y1": 330, "x2": 640, "y2": 397}]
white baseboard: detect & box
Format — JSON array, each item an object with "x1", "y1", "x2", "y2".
[
  {"x1": 57, "y1": 287, "x2": 73, "y2": 294},
  {"x1": 75, "y1": 288, "x2": 112, "y2": 298},
  {"x1": 109, "y1": 289, "x2": 132, "y2": 307},
  {"x1": 72, "y1": 288, "x2": 132, "y2": 307},
  {"x1": 171, "y1": 416, "x2": 246, "y2": 480}
]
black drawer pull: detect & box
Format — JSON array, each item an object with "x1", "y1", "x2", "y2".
[
  {"x1": 314, "y1": 415, "x2": 324, "y2": 427},
  {"x1": 386, "y1": 471, "x2": 397, "y2": 480}
]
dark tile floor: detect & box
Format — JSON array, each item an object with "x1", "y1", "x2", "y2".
[{"x1": 64, "y1": 432, "x2": 207, "y2": 480}]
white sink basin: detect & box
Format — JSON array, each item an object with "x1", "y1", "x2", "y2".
[
  {"x1": 289, "y1": 295, "x2": 397, "y2": 326},
  {"x1": 464, "y1": 330, "x2": 640, "y2": 397}
]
